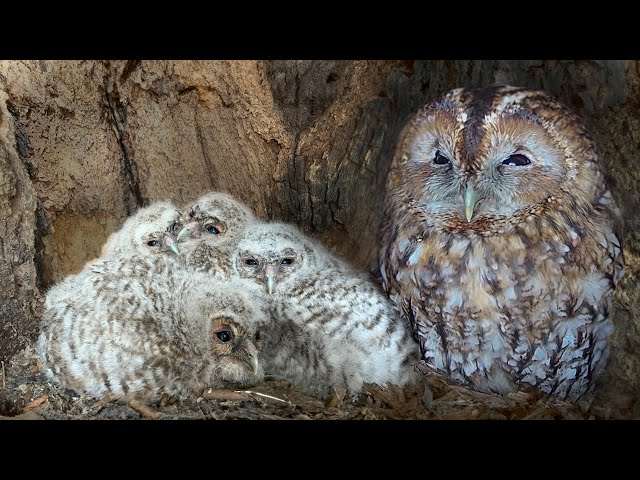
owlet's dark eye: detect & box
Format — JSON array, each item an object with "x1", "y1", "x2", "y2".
[
  {"x1": 502, "y1": 154, "x2": 531, "y2": 167},
  {"x1": 146, "y1": 240, "x2": 159, "y2": 247},
  {"x1": 433, "y1": 150, "x2": 450, "y2": 165},
  {"x1": 206, "y1": 224, "x2": 222, "y2": 235},
  {"x1": 215, "y1": 330, "x2": 234, "y2": 343},
  {"x1": 280, "y1": 257, "x2": 295, "y2": 266},
  {"x1": 244, "y1": 258, "x2": 258, "y2": 266}
]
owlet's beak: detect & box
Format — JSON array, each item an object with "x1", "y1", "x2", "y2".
[
  {"x1": 264, "y1": 264, "x2": 276, "y2": 296},
  {"x1": 243, "y1": 339, "x2": 260, "y2": 375},
  {"x1": 464, "y1": 185, "x2": 483, "y2": 223},
  {"x1": 162, "y1": 233, "x2": 180, "y2": 255},
  {"x1": 177, "y1": 220, "x2": 200, "y2": 242}
]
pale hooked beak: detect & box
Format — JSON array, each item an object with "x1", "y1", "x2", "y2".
[
  {"x1": 162, "y1": 233, "x2": 180, "y2": 255},
  {"x1": 244, "y1": 340, "x2": 260, "y2": 375},
  {"x1": 464, "y1": 185, "x2": 483, "y2": 223},
  {"x1": 265, "y1": 264, "x2": 276, "y2": 296},
  {"x1": 176, "y1": 221, "x2": 200, "y2": 242}
]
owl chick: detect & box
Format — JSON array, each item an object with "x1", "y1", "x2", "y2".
[
  {"x1": 173, "y1": 191, "x2": 256, "y2": 244},
  {"x1": 379, "y1": 85, "x2": 624, "y2": 401},
  {"x1": 101, "y1": 201, "x2": 180, "y2": 258},
  {"x1": 232, "y1": 222, "x2": 420, "y2": 397},
  {"x1": 176, "y1": 239, "x2": 235, "y2": 281},
  {"x1": 39, "y1": 254, "x2": 265, "y2": 403}
]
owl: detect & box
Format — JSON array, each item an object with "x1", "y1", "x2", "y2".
[
  {"x1": 175, "y1": 240, "x2": 231, "y2": 280},
  {"x1": 39, "y1": 254, "x2": 266, "y2": 402},
  {"x1": 379, "y1": 85, "x2": 624, "y2": 401},
  {"x1": 232, "y1": 222, "x2": 420, "y2": 397},
  {"x1": 173, "y1": 191, "x2": 256, "y2": 244},
  {"x1": 101, "y1": 201, "x2": 181, "y2": 257}
]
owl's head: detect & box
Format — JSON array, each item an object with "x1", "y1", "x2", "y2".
[
  {"x1": 388, "y1": 85, "x2": 607, "y2": 234},
  {"x1": 102, "y1": 201, "x2": 180, "y2": 257},
  {"x1": 179, "y1": 239, "x2": 232, "y2": 280},
  {"x1": 175, "y1": 192, "x2": 256, "y2": 243},
  {"x1": 233, "y1": 223, "x2": 318, "y2": 295},
  {"x1": 183, "y1": 280, "x2": 267, "y2": 388}
]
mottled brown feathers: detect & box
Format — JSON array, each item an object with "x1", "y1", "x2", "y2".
[{"x1": 380, "y1": 85, "x2": 623, "y2": 401}]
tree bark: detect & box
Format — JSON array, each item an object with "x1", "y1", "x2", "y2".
[
  {"x1": 0, "y1": 60, "x2": 638, "y2": 398},
  {"x1": 0, "y1": 89, "x2": 39, "y2": 360}
]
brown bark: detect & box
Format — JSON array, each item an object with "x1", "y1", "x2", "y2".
[
  {"x1": 0, "y1": 60, "x2": 638, "y2": 398},
  {"x1": 0, "y1": 88, "x2": 39, "y2": 360}
]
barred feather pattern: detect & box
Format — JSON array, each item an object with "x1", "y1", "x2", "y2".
[
  {"x1": 379, "y1": 85, "x2": 624, "y2": 400},
  {"x1": 233, "y1": 222, "x2": 420, "y2": 397},
  {"x1": 39, "y1": 254, "x2": 266, "y2": 402}
]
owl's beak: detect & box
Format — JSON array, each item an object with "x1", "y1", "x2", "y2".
[
  {"x1": 464, "y1": 185, "x2": 482, "y2": 222},
  {"x1": 265, "y1": 264, "x2": 276, "y2": 295},
  {"x1": 177, "y1": 221, "x2": 200, "y2": 242},
  {"x1": 162, "y1": 233, "x2": 180, "y2": 255},
  {"x1": 243, "y1": 340, "x2": 260, "y2": 375}
]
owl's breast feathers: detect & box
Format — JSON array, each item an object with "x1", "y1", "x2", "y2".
[{"x1": 380, "y1": 191, "x2": 622, "y2": 399}]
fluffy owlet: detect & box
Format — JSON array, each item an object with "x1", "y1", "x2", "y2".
[
  {"x1": 379, "y1": 85, "x2": 624, "y2": 401},
  {"x1": 232, "y1": 222, "x2": 420, "y2": 397},
  {"x1": 39, "y1": 254, "x2": 265, "y2": 402},
  {"x1": 101, "y1": 201, "x2": 180, "y2": 257},
  {"x1": 173, "y1": 191, "x2": 256, "y2": 244}
]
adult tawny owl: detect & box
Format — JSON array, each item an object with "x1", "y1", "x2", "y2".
[
  {"x1": 39, "y1": 254, "x2": 265, "y2": 402},
  {"x1": 101, "y1": 201, "x2": 180, "y2": 257},
  {"x1": 379, "y1": 85, "x2": 624, "y2": 401},
  {"x1": 174, "y1": 191, "x2": 256, "y2": 244},
  {"x1": 233, "y1": 222, "x2": 419, "y2": 397}
]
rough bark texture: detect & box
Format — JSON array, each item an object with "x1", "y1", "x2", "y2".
[
  {"x1": 0, "y1": 88, "x2": 39, "y2": 361},
  {"x1": 0, "y1": 60, "x2": 638, "y2": 401}
]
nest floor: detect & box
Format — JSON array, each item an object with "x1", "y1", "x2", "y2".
[{"x1": 1, "y1": 343, "x2": 638, "y2": 420}]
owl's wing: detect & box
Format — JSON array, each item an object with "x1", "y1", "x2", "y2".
[{"x1": 606, "y1": 222, "x2": 624, "y2": 286}]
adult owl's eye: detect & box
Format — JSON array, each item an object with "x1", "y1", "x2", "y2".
[
  {"x1": 215, "y1": 330, "x2": 234, "y2": 343},
  {"x1": 205, "y1": 224, "x2": 222, "y2": 235},
  {"x1": 146, "y1": 240, "x2": 159, "y2": 247},
  {"x1": 502, "y1": 154, "x2": 531, "y2": 167},
  {"x1": 280, "y1": 257, "x2": 295, "y2": 266},
  {"x1": 433, "y1": 150, "x2": 450, "y2": 165},
  {"x1": 244, "y1": 258, "x2": 258, "y2": 266}
]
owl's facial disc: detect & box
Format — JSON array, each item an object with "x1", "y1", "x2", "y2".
[
  {"x1": 401, "y1": 109, "x2": 566, "y2": 226},
  {"x1": 212, "y1": 321, "x2": 260, "y2": 376},
  {"x1": 141, "y1": 232, "x2": 179, "y2": 254},
  {"x1": 263, "y1": 255, "x2": 297, "y2": 295}
]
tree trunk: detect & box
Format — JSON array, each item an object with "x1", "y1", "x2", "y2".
[
  {"x1": 0, "y1": 89, "x2": 39, "y2": 359},
  {"x1": 0, "y1": 60, "x2": 638, "y2": 400}
]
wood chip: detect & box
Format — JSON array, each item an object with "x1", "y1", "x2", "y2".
[
  {"x1": 29, "y1": 359, "x2": 43, "y2": 374},
  {"x1": 24, "y1": 395, "x2": 49, "y2": 412},
  {"x1": 325, "y1": 388, "x2": 347, "y2": 408}
]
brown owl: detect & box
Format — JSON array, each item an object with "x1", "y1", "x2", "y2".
[{"x1": 379, "y1": 85, "x2": 624, "y2": 401}]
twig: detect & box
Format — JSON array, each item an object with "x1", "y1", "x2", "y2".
[
  {"x1": 202, "y1": 388, "x2": 250, "y2": 401},
  {"x1": 238, "y1": 390, "x2": 292, "y2": 405}
]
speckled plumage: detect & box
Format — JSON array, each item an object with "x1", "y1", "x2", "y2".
[
  {"x1": 233, "y1": 222, "x2": 420, "y2": 397},
  {"x1": 101, "y1": 201, "x2": 180, "y2": 258},
  {"x1": 379, "y1": 85, "x2": 624, "y2": 400},
  {"x1": 39, "y1": 254, "x2": 265, "y2": 402},
  {"x1": 173, "y1": 191, "x2": 256, "y2": 244}
]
